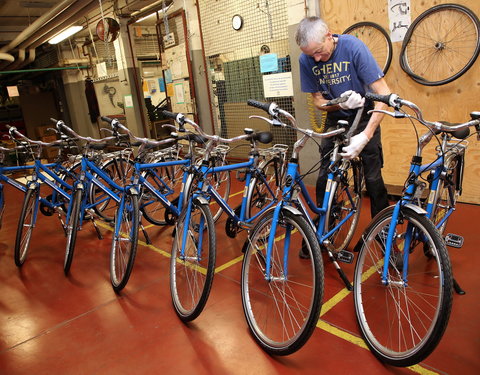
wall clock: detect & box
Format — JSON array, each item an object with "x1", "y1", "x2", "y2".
[{"x1": 232, "y1": 15, "x2": 243, "y2": 30}]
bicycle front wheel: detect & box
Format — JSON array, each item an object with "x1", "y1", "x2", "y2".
[
  {"x1": 400, "y1": 3, "x2": 480, "y2": 86},
  {"x1": 354, "y1": 206, "x2": 453, "y2": 366},
  {"x1": 170, "y1": 200, "x2": 216, "y2": 321},
  {"x1": 110, "y1": 193, "x2": 139, "y2": 292},
  {"x1": 241, "y1": 209, "x2": 324, "y2": 355},
  {"x1": 14, "y1": 187, "x2": 39, "y2": 267},
  {"x1": 64, "y1": 189, "x2": 83, "y2": 275},
  {"x1": 325, "y1": 159, "x2": 363, "y2": 251}
]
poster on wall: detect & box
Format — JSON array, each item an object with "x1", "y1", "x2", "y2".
[
  {"x1": 388, "y1": 0, "x2": 411, "y2": 42},
  {"x1": 262, "y1": 72, "x2": 293, "y2": 98}
]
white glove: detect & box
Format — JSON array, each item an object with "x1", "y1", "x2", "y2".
[
  {"x1": 340, "y1": 132, "x2": 369, "y2": 159},
  {"x1": 339, "y1": 90, "x2": 365, "y2": 110}
]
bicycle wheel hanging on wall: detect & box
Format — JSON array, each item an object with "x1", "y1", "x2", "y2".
[
  {"x1": 343, "y1": 22, "x2": 393, "y2": 75},
  {"x1": 400, "y1": 3, "x2": 480, "y2": 86}
]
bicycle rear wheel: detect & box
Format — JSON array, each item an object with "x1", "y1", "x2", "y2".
[
  {"x1": 354, "y1": 206, "x2": 453, "y2": 366},
  {"x1": 14, "y1": 187, "x2": 39, "y2": 267},
  {"x1": 246, "y1": 157, "x2": 284, "y2": 220},
  {"x1": 241, "y1": 208, "x2": 323, "y2": 355},
  {"x1": 430, "y1": 154, "x2": 462, "y2": 235},
  {"x1": 140, "y1": 156, "x2": 184, "y2": 226},
  {"x1": 64, "y1": 188, "x2": 83, "y2": 275},
  {"x1": 343, "y1": 21, "x2": 393, "y2": 74},
  {"x1": 325, "y1": 159, "x2": 363, "y2": 251},
  {"x1": 170, "y1": 199, "x2": 216, "y2": 321},
  {"x1": 89, "y1": 157, "x2": 135, "y2": 222},
  {"x1": 400, "y1": 3, "x2": 480, "y2": 86},
  {"x1": 110, "y1": 193, "x2": 139, "y2": 292}
]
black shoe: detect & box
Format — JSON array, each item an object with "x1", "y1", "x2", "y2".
[{"x1": 299, "y1": 244, "x2": 310, "y2": 259}]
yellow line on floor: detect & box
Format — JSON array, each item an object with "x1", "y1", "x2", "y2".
[
  {"x1": 316, "y1": 320, "x2": 438, "y2": 374},
  {"x1": 215, "y1": 254, "x2": 244, "y2": 273}
]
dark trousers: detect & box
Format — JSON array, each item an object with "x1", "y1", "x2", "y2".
[{"x1": 316, "y1": 117, "x2": 389, "y2": 218}]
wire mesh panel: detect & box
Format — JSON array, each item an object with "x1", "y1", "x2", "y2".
[{"x1": 198, "y1": 0, "x2": 296, "y2": 157}]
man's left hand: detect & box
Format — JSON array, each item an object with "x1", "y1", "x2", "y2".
[{"x1": 340, "y1": 132, "x2": 369, "y2": 159}]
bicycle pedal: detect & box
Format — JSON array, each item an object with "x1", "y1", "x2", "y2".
[
  {"x1": 337, "y1": 250, "x2": 354, "y2": 264},
  {"x1": 445, "y1": 233, "x2": 464, "y2": 248}
]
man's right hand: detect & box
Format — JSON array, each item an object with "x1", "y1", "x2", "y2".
[{"x1": 339, "y1": 90, "x2": 365, "y2": 110}]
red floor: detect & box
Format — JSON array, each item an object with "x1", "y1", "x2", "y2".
[{"x1": 0, "y1": 181, "x2": 479, "y2": 374}]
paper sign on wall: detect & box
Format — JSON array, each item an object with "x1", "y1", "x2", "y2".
[
  {"x1": 166, "y1": 83, "x2": 174, "y2": 97},
  {"x1": 262, "y1": 72, "x2": 293, "y2": 98},
  {"x1": 260, "y1": 54, "x2": 278, "y2": 73},
  {"x1": 175, "y1": 83, "x2": 185, "y2": 104},
  {"x1": 124, "y1": 95, "x2": 133, "y2": 108},
  {"x1": 388, "y1": 0, "x2": 411, "y2": 42}
]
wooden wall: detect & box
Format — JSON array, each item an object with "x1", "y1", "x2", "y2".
[{"x1": 319, "y1": 0, "x2": 480, "y2": 204}]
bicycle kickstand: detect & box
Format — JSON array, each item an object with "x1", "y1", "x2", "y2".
[{"x1": 323, "y1": 241, "x2": 353, "y2": 291}]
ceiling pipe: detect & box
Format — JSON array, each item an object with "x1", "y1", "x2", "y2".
[
  {"x1": 0, "y1": 52, "x2": 15, "y2": 63},
  {"x1": 0, "y1": 0, "x2": 77, "y2": 54},
  {"x1": 17, "y1": 0, "x2": 95, "y2": 50}
]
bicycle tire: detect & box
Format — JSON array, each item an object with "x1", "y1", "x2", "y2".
[
  {"x1": 400, "y1": 3, "x2": 480, "y2": 86},
  {"x1": 430, "y1": 154, "x2": 461, "y2": 235},
  {"x1": 241, "y1": 208, "x2": 324, "y2": 355},
  {"x1": 246, "y1": 157, "x2": 284, "y2": 220},
  {"x1": 14, "y1": 187, "x2": 39, "y2": 267},
  {"x1": 64, "y1": 188, "x2": 83, "y2": 275},
  {"x1": 110, "y1": 192, "x2": 140, "y2": 292},
  {"x1": 343, "y1": 21, "x2": 393, "y2": 74},
  {"x1": 183, "y1": 156, "x2": 231, "y2": 223},
  {"x1": 353, "y1": 206, "x2": 453, "y2": 366},
  {"x1": 325, "y1": 159, "x2": 363, "y2": 251},
  {"x1": 170, "y1": 199, "x2": 216, "y2": 322},
  {"x1": 140, "y1": 156, "x2": 184, "y2": 226},
  {"x1": 89, "y1": 157, "x2": 135, "y2": 222}
]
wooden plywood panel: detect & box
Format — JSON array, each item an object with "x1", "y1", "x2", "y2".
[{"x1": 320, "y1": 0, "x2": 480, "y2": 203}]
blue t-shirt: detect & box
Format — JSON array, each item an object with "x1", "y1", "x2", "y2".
[{"x1": 299, "y1": 34, "x2": 383, "y2": 118}]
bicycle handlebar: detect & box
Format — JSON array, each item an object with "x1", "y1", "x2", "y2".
[
  {"x1": 365, "y1": 93, "x2": 480, "y2": 138},
  {"x1": 246, "y1": 99, "x2": 346, "y2": 141},
  {"x1": 161, "y1": 110, "x2": 273, "y2": 145},
  {"x1": 99, "y1": 116, "x2": 177, "y2": 150}
]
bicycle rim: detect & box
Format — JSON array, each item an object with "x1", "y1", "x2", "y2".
[
  {"x1": 400, "y1": 4, "x2": 480, "y2": 86},
  {"x1": 241, "y1": 209, "x2": 323, "y2": 355},
  {"x1": 354, "y1": 207, "x2": 453, "y2": 366},
  {"x1": 343, "y1": 21, "x2": 393, "y2": 74},
  {"x1": 170, "y1": 201, "x2": 216, "y2": 321}
]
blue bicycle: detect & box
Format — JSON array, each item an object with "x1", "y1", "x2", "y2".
[
  {"x1": 7, "y1": 127, "x2": 81, "y2": 267},
  {"x1": 353, "y1": 92, "x2": 480, "y2": 366}
]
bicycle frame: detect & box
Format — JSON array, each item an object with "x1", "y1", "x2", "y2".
[
  {"x1": 179, "y1": 153, "x2": 278, "y2": 259},
  {"x1": 134, "y1": 158, "x2": 191, "y2": 218}
]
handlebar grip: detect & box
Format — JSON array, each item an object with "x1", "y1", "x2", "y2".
[
  {"x1": 364, "y1": 92, "x2": 393, "y2": 105},
  {"x1": 162, "y1": 110, "x2": 179, "y2": 120},
  {"x1": 247, "y1": 99, "x2": 272, "y2": 113},
  {"x1": 252, "y1": 131, "x2": 273, "y2": 144},
  {"x1": 101, "y1": 116, "x2": 113, "y2": 124}
]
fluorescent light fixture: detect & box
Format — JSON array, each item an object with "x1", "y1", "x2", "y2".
[
  {"x1": 135, "y1": 12, "x2": 157, "y2": 23},
  {"x1": 48, "y1": 26, "x2": 83, "y2": 44}
]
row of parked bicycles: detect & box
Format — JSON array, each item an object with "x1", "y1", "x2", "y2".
[{"x1": 1, "y1": 92, "x2": 479, "y2": 367}]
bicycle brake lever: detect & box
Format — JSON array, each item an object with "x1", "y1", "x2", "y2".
[{"x1": 249, "y1": 115, "x2": 285, "y2": 127}]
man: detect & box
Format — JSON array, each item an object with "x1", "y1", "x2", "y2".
[{"x1": 296, "y1": 16, "x2": 391, "y2": 215}]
